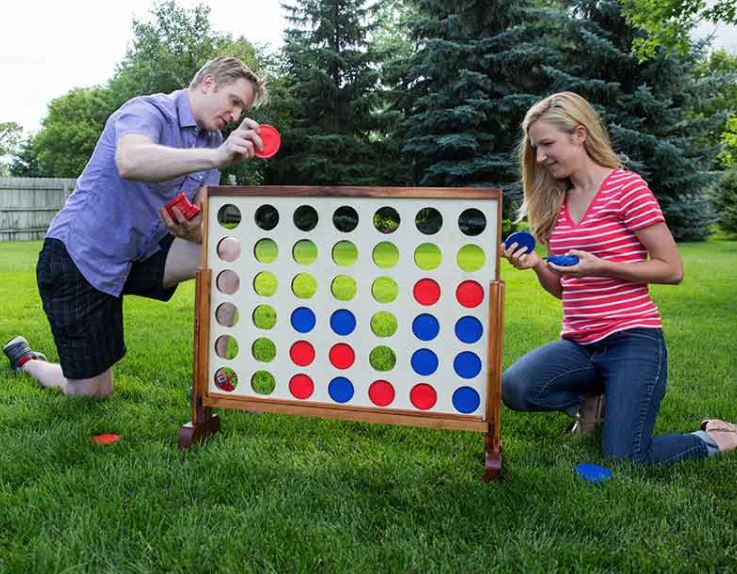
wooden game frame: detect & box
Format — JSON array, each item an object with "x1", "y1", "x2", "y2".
[{"x1": 179, "y1": 186, "x2": 505, "y2": 481}]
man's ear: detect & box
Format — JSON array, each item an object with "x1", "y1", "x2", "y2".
[{"x1": 200, "y1": 74, "x2": 216, "y2": 92}]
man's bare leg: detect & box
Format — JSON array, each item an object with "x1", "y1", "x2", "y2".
[{"x1": 22, "y1": 360, "x2": 113, "y2": 397}]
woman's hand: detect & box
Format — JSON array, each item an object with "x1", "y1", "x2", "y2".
[
  {"x1": 499, "y1": 242, "x2": 541, "y2": 270},
  {"x1": 546, "y1": 249, "x2": 604, "y2": 277}
]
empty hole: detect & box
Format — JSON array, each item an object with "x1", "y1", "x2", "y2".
[
  {"x1": 217, "y1": 204, "x2": 241, "y2": 230},
  {"x1": 373, "y1": 206, "x2": 400, "y2": 233},
  {"x1": 253, "y1": 272, "x2": 277, "y2": 296},
  {"x1": 254, "y1": 238, "x2": 278, "y2": 263},
  {"x1": 369, "y1": 346, "x2": 396, "y2": 371},
  {"x1": 332, "y1": 241, "x2": 358, "y2": 266},
  {"x1": 293, "y1": 239, "x2": 317, "y2": 265},
  {"x1": 214, "y1": 367, "x2": 238, "y2": 392},
  {"x1": 459, "y1": 208, "x2": 486, "y2": 236},
  {"x1": 457, "y1": 244, "x2": 486, "y2": 272},
  {"x1": 333, "y1": 206, "x2": 359, "y2": 232},
  {"x1": 331, "y1": 275, "x2": 356, "y2": 301},
  {"x1": 255, "y1": 204, "x2": 279, "y2": 230},
  {"x1": 414, "y1": 243, "x2": 442, "y2": 270},
  {"x1": 217, "y1": 237, "x2": 241, "y2": 262},
  {"x1": 215, "y1": 335, "x2": 239, "y2": 359},
  {"x1": 371, "y1": 276, "x2": 398, "y2": 303},
  {"x1": 251, "y1": 371, "x2": 276, "y2": 395},
  {"x1": 252, "y1": 304, "x2": 276, "y2": 329},
  {"x1": 371, "y1": 312, "x2": 397, "y2": 337},
  {"x1": 252, "y1": 337, "x2": 276, "y2": 362},
  {"x1": 415, "y1": 207, "x2": 442, "y2": 235},
  {"x1": 216, "y1": 270, "x2": 240, "y2": 295},
  {"x1": 372, "y1": 242, "x2": 399, "y2": 268},
  {"x1": 294, "y1": 205, "x2": 318, "y2": 231},
  {"x1": 216, "y1": 303, "x2": 239, "y2": 327},
  {"x1": 292, "y1": 273, "x2": 317, "y2": 298}
]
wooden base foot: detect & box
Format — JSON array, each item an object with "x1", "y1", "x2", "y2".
[
  {"x1": 178, "y1": 414, "x2": 221, "y2": 449},
  {"x1": 484, "y1": 447, "x2": 502, "y2": 482}
]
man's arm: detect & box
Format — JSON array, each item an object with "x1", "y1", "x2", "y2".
[{"x1": 115, "y1": 118, "x2": 263, "y2": 183}]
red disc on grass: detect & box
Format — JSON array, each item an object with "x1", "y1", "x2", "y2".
[
  {"x1": 410, "y1": 383, "x2": 437, "y2": 410},
  {"x1": 289, "y1": 374, "x2": 314, "y2": 399},
  {"x1": 290, "y1": 340, "x2": 315, "y2": 366},
  {"x1": 329, "y1": 343, "x2": 355, "y2": 370},
  {"x1": 369, "y1": 380, "x2": 395, "y2": 407},
  {"x1": 456, "y1": 280, "x2": 484, "y2": 308},
  {"x1": 254, "y1": 124, "x2": 281, "y2": 159},
  {"x1": 91, "y1": 433, "x2": 119, "y2": 445},
  {"x1": 413, "y1": 278, "x2": 441, "y2": 306}
]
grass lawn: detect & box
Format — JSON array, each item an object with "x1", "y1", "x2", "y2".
[{"x1": 1, "y1": 239, "x2": 736, "y2": 573}]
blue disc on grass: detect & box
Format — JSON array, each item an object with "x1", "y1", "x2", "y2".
[
  {"x1": 504, "y1": 231, "x2": 536, "y2": 254},
  {"x1": 412, "y1": 313, "x2": 440, "y2": 341},
  {"x1": 455, "y1": 316, "x2": 483, "y2": 344},
  {"x1": 330, "y1": 309, "x2": 356, "y2": 336},
  {"x1": 452, "y1": 386, "x2": 480, "y2": 414},
  {"x1": 575, "y1": 463, "x2": 613, "y2": 483},
  {"x1": 291, "y1": 307, "x2": 316, "y2": 333},
  {"x1": 329, "y1": 377, "x2": 354, "y2": 403}
]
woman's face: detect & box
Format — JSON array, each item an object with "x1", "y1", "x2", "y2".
[{"x1": 527, "y1": 119, "x2": 586, "y2": 180}]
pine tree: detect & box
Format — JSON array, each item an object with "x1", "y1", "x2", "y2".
[
  {"x1": 553, "y1": 0, "x2": 718, "y2": 241},
  {"x1": 270, "y1": 0, "x2": 398, "y2": 185},
  {"x1": 398, "y1": 0, "x2": 566, "y2": 216}
]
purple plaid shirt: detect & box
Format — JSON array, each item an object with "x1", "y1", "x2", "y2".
[{"x1": 46, "y1": 89, "x2": 221, "y2": 296}]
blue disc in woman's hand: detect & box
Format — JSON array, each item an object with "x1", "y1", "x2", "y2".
[{"x1": 504, "y1": 231, "x2": 536, "y2": 254}]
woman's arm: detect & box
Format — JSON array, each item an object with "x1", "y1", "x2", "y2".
[
  {"x1": 550, "y1": 222, "x2": 683, "y2": 285},
  {"x1": 500, "y1": 244, "x2": 564, "y2": 299}
]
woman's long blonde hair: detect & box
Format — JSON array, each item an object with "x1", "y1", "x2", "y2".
[{"x1": 517, "y1": 91, "x2": 620, "y2": 244}]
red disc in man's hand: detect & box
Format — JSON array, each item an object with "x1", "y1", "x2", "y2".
[{"x1": 254, "y1": 124, "x2": 281, "y2": 159}]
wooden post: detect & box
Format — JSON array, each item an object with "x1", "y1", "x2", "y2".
[{"x1": 484, "y1": 280, "x2": 505, "y2": 480}]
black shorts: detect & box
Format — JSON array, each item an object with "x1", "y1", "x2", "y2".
[{"x1": 36, "y1": 237, "x2": 177, "y2": 379}]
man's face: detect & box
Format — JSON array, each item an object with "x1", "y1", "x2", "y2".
[{"x1": 196, "y1": 75, "x2": 255, "y2": 132}]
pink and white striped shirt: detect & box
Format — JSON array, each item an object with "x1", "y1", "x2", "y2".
[{"x1": 548, "y1": 168, "x2": 665, "y2": 344}]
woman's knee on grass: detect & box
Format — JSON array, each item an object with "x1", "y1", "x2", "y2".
[{"x1": 502, "y1": 369, "x2": 534, "y2": 411}]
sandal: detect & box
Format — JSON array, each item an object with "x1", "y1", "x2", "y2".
[{"x1": 700, "y1": 419, "x2": 737, "y2": 454}]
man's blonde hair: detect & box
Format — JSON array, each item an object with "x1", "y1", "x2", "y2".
[
  {"x1": 517, "y1": 91, "x2": 620, "y2": 244},
  {"x1": 190, "y1": 57, "x2": 268, "y2": 107}
]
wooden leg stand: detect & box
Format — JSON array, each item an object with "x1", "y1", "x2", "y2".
[
  {"x1": 178, "y1": 412, "x2": 221, "y2": 449},
  {"x1": 179, "y1": 268, "x2": 220, "y2": 450},
  {"x1": 484, "y1": 430, "x2": 502, "y2": 481}
]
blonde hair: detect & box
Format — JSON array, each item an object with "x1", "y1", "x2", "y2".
[
  {"x1": 189, "y1": 57, "x2": 268, "y2": 107},
  {"x1": 517, "y1": 91, "x2": 620, "y2": 244}
]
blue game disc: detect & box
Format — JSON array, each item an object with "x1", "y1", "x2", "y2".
[
  {"x1": 545, "y1": 255, "x2": 580, "y2": 266},
  {"x1": 291, "y1": 307, "x2": 316, "y2": 333},
  {"x1": 330, "y1": 309, "x2": 356, "y2": 336},
  {"x1": 412, "y1": 314, "x2": 440, "y2": 341},
  {"x1": 503, "y1": 231, "x2": 535, "y2": 254},
  {"x1": 575, "y1": 463, "x2": 613, "y2": 483}
]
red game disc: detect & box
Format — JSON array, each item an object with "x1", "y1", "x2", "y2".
[
  {"x1": 254, "y1": 124, "x2": 281, "y2": 159},
  {"x1": 91, "y1": 433, "x2": 119, "y2": 445}
]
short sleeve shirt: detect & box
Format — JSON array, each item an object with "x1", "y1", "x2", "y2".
[
  {"x1": 548, "y1": 169, "x2": 666, "y2": 344},
  {"x1": 46, "y1": 89, "x2": 222, "y2": 296}
]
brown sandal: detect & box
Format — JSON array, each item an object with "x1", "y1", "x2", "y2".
[{"x1": 700, "y1": 419, "x2": 737, "y2": 433}]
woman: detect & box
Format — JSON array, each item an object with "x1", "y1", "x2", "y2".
[{"x1": 501, "y1": 91, "x2": 736, "y2": 464}]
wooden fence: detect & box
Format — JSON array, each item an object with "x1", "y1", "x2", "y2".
[{"x1": 0, "y1": 177, "x2": 76, "y2": 241}]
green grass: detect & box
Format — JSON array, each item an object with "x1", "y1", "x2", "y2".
[{"x1": 1, "y1": 239, "x2": 736, "y2": 573}]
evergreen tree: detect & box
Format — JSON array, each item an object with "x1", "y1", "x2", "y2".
[
  {"x1": 399, "y1": 0, "x2": 564, "y2": 215},
  {"x1": 552, "y1": 0, "x2": 719, "y2": 241},
  {"x1": 270, "y1": 0, "x2": 399, "y2": 185}
]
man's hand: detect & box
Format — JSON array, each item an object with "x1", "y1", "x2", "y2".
[
  {"x1": 159, "y1": 204, "x2": 202, "y2": 244},
  {"x1": 214, "y1": 118, "x2": 264, "y2": 168}
]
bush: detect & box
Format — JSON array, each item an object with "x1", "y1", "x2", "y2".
[{"x1": 710, "y1": 170, "x2": 737, "y2": 236}]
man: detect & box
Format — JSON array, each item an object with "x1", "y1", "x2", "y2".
[{"x1": 3, "y1": 57, "x2": 266, "y2": 397}]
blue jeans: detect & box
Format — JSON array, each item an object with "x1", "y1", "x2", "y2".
[{"x1": 502, "y1": 328, "x2": 709, "y2": 465}]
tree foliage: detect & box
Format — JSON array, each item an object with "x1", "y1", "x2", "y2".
[
  {"x1": 620, "y1": 0, "x2": 737, "y2": 61},
  {"x1": 0, "y1": 122, "x2": 23, "y2": 175}
]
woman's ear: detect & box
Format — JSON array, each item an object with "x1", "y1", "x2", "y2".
[{"x1": 572, "y1": 124, "x2": 587, "y2": 145}]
